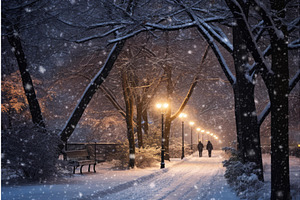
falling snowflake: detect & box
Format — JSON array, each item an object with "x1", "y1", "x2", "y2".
[
  {"x1": 39, "y1": 66, "x2": 46, "y2": 74},
  {"x1": 129, "y1": 154, "x2": 135, "y2": 159},
  {"x1": 149, "y1": 182, "x2": 155, "y2": 188},
  {"x1": 79, "y1": 192, "x2": 83, "y2": 197},
  {"x1": 25, "y1": 83, "x2": 32, "y2": 90}
]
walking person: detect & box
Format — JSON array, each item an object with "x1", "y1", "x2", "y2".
[
  {"x1": 206, "y1": 141, "x2": 213, "y2": 157},
  {"x1": 197, "y1": 141, "x2": 204, "y2": 157}
]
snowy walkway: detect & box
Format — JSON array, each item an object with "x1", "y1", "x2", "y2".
[{"x1": 1, "y1": 150, "x2": 238, "y2": 200}]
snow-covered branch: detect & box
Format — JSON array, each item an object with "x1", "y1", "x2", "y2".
[
  {"x1": 75, "y1": 26, "x2": 125, "y2": 43},
  {"x1": 258, "y1": 70, "x2": 300, "y2": 126},
  {"x1": 288, "y1": 39, "x2": 300, "y2": 49},
  {"x1": 60, "y1": 41, "x2": 126, "y2": 142},
  {"x1": 174, "y1": 1, "x2": 235, "y2": 85},
  {"x1": 225, "y1": 0, "x2": 272, "y2": 76}
]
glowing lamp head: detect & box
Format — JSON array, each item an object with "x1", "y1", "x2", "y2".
[
  {"x1": 156, "y1": 104, "x2": 162, "y2": 109},
  {"x1": 163, "y1": 103, "x2": 169, "y2": 109},
  {"x1": 201, "y1": 130, "x2": 205, "y2": 133},
  {"x1": 196, "y1": 128, "x2": 201, "y2": 131},
  {"x1": 179, "y1": 113, "x2": 187, "y2": 118},
  {"x1": 189, "y1": 121, "x2": 195, "y2": 126},
  {"x1": 206, "y1": 131, "x2": 210, "y2": 134}
]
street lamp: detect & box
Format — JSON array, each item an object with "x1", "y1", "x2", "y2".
[
  {"x1": 196, "y1": 128, "x2": 201, "y2": 143},
  {"x1": 156, "y1": 103, "x2": 169, "y2": 169},
  {"x1": 201, "y1": 130, "x2": 205, "y2": 142},
  {"x1": 179, "y1": 113, "x2": 187, "y2": 159},
  {"x1": 189, "y1": 121, "x2": 195, "y2": 150},
  {"x1": 206, "y1": 131, "x2": 210, "y2": 142}
]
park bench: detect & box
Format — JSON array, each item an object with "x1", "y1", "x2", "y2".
[
  {"x1": 65, "y1": 147, "x2": 105, "y2": 174},
  {"x1": 64, "y1": 142, "x2": 119, "y2": 174}
]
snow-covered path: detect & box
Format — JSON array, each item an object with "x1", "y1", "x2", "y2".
[
  {"x1": 90, "y1": 150, "x2": 238, "y2": 200},
  {"x1": 2, "y1": 150, "x2": 238, "y2": 200}
]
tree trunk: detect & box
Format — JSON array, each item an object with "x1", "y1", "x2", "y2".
[
  {"x1": 60, "y1": 40, "x2": 125, "y2": 142},
  {"x1": 122, "y1": 68, "x2": 135, "y2": 168},
  {"x1": 269, "y1": 1, "x2": 290, "y2": 199},
  {"x1": 6, "y1": 24, "x2": 45, "y2": 128},
  {"x1": 233, "y1": 24, "x2": 263, "y2": 181},
  {"x1": 136, "y1": 97, "x2": 144, "y2": 148},
  {"x1": 142, "y1": 108, "x2": 149, "y2": 135}
]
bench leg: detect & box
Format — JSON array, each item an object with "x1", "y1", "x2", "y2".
[
  {"x1": 88, "y1": 164, "x2": 91, "y2": 172},
  {"x1": 80, "y1": 165, "x2": 84, "y2": 174},
  {"x1": 93, "y1": 164, "x2": 96, "y2": 173}
]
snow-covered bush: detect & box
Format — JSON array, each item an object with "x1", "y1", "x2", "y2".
[
  {"x1": 112, "y1": 133, "x2": 161, "y2": 169},
  {"x1": 222, "y1": 147, "x2": 267, "y2": 200},
  {"x1": 1, "y1": 123, "x2": 61, "y2": 181},
  {"x1": 169, "y1": 137, "x2": 193, "y2": 158}
]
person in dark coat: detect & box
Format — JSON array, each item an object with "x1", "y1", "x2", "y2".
[
  {"x1": 206, "y1": 141, "x2": 213, "y2": 157},
  {"x1": 197, "y1": 141, "x2": 204, "y2": 157}
]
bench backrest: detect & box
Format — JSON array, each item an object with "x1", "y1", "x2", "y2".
[{"x1": 66, "y1": 149, "x2": 89, "y2": 160}]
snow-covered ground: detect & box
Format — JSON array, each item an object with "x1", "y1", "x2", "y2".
[{"x1": 1, "y1": 150, "x2": 300, "y2": 200}]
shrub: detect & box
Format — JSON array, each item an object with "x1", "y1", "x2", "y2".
[
  {"x1": 222, "y1": 147, "x2": 267, "y2": 200},
  {"x1": 1, "y1": 123, "x2": 61, "y2": 182},
  {"x1": 111, "y1": 133, "x2": 161, "y2": 169}
]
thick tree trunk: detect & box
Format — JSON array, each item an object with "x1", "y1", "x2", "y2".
[
  {"x1": 233, "y1": 25, "x2": 263, "y2": 181},
  {"x1": 6, "y1": 25, "x2": 45, "y2": 128},
  {"x1": 269, "y1": 1, "x2": 290, "y2": 198},
  {"x1": 60, "y1": 40, "x2": 125, "y2": 142}
]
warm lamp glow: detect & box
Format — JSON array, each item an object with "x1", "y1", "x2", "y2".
[
  {"x1": 201, "y1": 130, "x2": 205, "y2": 133},
  {"x1": 189, "y1": 121, "x2": 195, "y2": 126},
  {"x1": 196, "y1": 128, "x2": 201, "y2": 131},
  {"x1": 206, "y1": 131, "x2": 210, "y2": 134},
  {"x1": 156, "y1": 104, "x2": 162, "y2": 109},
  {"x1": 163, "y1": 103, "x2": 169, "y2": 108},
  {"x1": 179, "y1": 113, "x2": 187, "y2": 118}
]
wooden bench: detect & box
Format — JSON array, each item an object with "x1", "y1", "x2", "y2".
[{"x1": 65, "y1": 149, "x2": 97, "y2": 174}]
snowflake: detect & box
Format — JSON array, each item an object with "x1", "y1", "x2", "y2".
[
  {"x1": 149, "y1": 182, "x2": 155, "y2": 188},
  {"x1": 25, "y1": 83, "x2": 32, "y2": 90},
  {"x1": 39, "y1": 66, "x2": 46, "y2": 74},
  {"x1": 79, "y1": 192, "x2": 83, "y2": 198},
  {"x1": 188, "y1": 50, "x2": 192, "y2": 54},
  {"x1": 129, "y1": 154, "x2": 135, "y2": 159}
]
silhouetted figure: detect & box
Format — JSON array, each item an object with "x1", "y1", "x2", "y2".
[
  {"x1": 197, "y1": 141, "x2": 204, "y2": 157},
  {"x1": 206, "y1": 141, "x2": 213, "y2": 157}
]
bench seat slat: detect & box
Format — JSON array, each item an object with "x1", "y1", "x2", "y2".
[{"x1": 65, "y1": 148, "x2": 98, "y2": 174}]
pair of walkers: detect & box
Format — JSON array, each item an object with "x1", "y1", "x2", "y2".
[{"x1": 197, "y1": 141, "x2": 213, "y2": 157}]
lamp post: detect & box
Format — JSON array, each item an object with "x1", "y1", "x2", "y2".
[
  {"x1": 196, "y1": 128, "x2": 201, "y2": 143},
  {"x1": 201, "y1": 130, "x2": 205, "y2": 142},
  {"x1": 156, "y1": 103, "x2": 169, "y2": 169},
  {"x1": 179, "y1": 113, "x2": 187, "y2": 159},
  {"x1": 189, "y1": 121, "x2": 195, "y2": 150},
  {"x1": 206, "y1": 131, "x2": 210, "y2": 142}
]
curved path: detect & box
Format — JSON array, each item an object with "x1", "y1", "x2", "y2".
[{"x1": 82, "y1": 150, "x2": 238, "y2": 200}]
